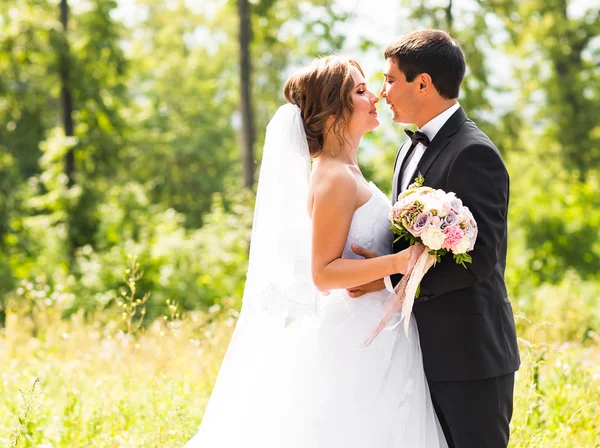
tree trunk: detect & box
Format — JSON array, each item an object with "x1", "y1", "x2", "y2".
[
  {"x1": 238, "y1": 0, "x2": 255, "y2": 189},
  {"x1": 446, "y1": 0, "x2": 453, "y2": 30},
  {"x1": 60, "y1": 0, "x2": 75, "y2": 187},
  {"x1": 59, "y1": 0, "x2": 78, "y2": 263}
]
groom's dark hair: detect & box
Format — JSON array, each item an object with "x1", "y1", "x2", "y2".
[{"x1": 385, "y1": 30, "x2": 465, "y2": 99}]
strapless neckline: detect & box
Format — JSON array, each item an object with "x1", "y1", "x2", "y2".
[{"x1": 355, "y1": 182, "x2": 376, "y2": 213}]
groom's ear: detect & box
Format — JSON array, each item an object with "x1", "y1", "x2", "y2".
[{"x1": 417, "y1": 73, "x2": 434, "y2": 94}]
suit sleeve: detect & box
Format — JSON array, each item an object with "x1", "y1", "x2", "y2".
[{"x1": 418, "y1": 143, "x2": 509, "y2": 298}]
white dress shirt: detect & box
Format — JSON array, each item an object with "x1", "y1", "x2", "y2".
[{"x1": 383, "y1": 102, "x2": 461, "y2": 293}]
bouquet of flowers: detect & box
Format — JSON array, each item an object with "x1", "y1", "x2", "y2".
[{"x1": 364, "y1": 175, "x2": 478, "y2": 345}]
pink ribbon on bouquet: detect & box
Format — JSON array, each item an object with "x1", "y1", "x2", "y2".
[{"x1": 362, "y1": 243, "x2": 437, "y2": 346}]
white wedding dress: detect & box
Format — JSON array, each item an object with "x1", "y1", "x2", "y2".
[{"x1": 184, "y1": 181, "x2": 448, "y2": 448}]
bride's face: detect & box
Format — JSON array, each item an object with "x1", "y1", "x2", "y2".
[{"x1": 346, "y1": 66, "x2": 380, "y2": 137}]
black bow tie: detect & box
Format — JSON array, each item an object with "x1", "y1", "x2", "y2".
[{"x1": 404, "y1": 129, "x2": 430, "y2": 147}]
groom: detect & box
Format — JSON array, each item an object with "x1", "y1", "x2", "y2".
[{"x1": 349, "y1": 30, "x2": 520, "y2": 448}]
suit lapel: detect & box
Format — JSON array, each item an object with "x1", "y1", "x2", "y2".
[
  {"x1": 406, "y1": 107, "x2": 468, "y2": 185},
  {"x1": 405, "y1": 140, "x2": 450, "y2": 186},
  {"x1": 392, "y1": 140, "x2": 412, "y2": 203}
]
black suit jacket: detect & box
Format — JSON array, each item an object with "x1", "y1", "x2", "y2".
[{"x1": 392, "y1": 107, "x2": 520, "y2": 382}]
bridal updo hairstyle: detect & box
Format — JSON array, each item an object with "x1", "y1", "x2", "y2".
[{"x1": 283, "y1": 55, "x2": 365, "y2": 158}]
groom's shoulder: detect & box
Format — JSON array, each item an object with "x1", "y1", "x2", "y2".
[
  {"x1": 445, "y1": 119, "x2": 508, "y2": 176},
  {"x1": 454, "y1": 118, "x2": 501, "y2": 156}
]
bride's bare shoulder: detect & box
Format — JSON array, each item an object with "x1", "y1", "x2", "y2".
[
  {"x1": 308, "y1": 161, "x2": 358, "y2": 216},
  {"x1": 311, "y1": 161, "x2": 356, "y2": 191}
]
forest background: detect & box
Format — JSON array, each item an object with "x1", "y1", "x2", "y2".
[{"x1": 1, "y1": 0, "x2": 599, "y2": 446}]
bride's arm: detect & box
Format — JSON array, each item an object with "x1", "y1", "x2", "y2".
[{"x1": 310, "y1": 171, "x2": 411, "y2": 292}]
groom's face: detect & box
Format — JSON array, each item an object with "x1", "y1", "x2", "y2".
[{"x1": 380, "y1": 58, "x2": 418, "y2": 124}]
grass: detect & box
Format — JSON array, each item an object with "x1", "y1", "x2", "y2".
[
  {"x1": 0, "y1": 304, "x2": 236, "y2": 448},
  {"x1": 1, "y1": 303, "x2": 599, "y2": 447}
]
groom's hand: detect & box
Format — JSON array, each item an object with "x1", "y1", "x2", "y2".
[
  {"x1": 351, "y1": 244, "x2": 380, "y2": 260},
  {"x1": 347, "y1": 279, "x2": 385, "y2": 297},
  {"x1": 347, "y1": 244, "x2": 385, "y2": 298}
]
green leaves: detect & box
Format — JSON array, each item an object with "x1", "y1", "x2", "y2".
[{"x1": 453, "y1": 252, "x2": 473, "y2": 268}]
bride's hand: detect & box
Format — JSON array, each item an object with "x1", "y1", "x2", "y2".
[
  {"x1": 351, "y1": 243, "x2": 413, "y2": 275},
  {"x1": 394, "y1": 246, "x2": 414, "y2": 275}
]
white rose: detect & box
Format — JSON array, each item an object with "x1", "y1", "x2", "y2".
[
  {"x1": 421, "y1": 226, "x2": 446, "y2": 250},
  {"x1": 453, "y1": 235, "x2": 472, "y2": 254},
  {"x1": 422, "y1": 196, "x2": 446, "y2": 217}
]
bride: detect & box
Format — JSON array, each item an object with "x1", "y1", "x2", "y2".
[{"x1": 184, "y1": 56, "x2": 447, "y2": 448}]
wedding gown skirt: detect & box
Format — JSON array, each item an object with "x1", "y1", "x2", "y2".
[{"x1": 184, "y1": 183, "x2": 447, "y2": 447}]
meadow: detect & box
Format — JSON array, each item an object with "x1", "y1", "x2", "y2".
[{"x1": 2, "y1": 286, "x2": 599, "y2": 448}]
